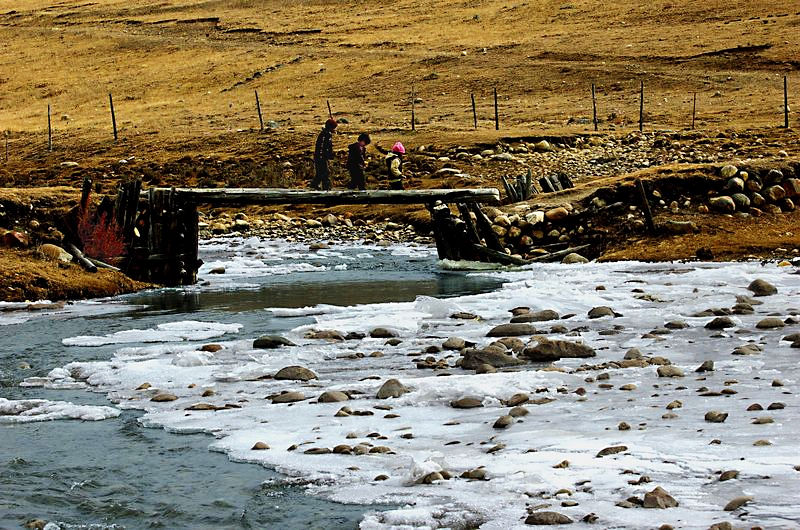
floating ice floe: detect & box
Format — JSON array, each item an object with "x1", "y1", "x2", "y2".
[
  {"x1": 62, "y1": 321, "x2": 242, "y2": 347},
  {"x1": 0, "y1": 398, "x2": 120, "y2": 423}
]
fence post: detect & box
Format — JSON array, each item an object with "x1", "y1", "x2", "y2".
[
  {"x1": 638, "y1": 81, "x2": 644, "y2": 132},
  {"x1": 411, "y1": 84, "x2": 416, "y2": 131},
  {"x1": 785, "y1": 76, "x2": 790, "y2": 129},
  {"x1": 48, "y1": 104, "x2": 52, "y2": 151},
  {"x1": 471, "y1": 93, "x2": 477, "y2": 129},
  {"x1": 493, "y1": 86, "x2": 499, "y2": 130},
  {"x1": 255, "y1": 89, "x2": 264, "y2": 131},
  {"x1": 109, "y1": 93, "x2": 118, "y2": 142},
  {"x1": 591, "y1": 83, "x2": 598, "y2": 131}
]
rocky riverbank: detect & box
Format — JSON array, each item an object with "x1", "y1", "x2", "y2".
[{"x1": 2, "y1": 131, "x2": 799, "y2": 302}]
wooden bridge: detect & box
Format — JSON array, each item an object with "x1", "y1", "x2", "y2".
[{"x1": 105, "y1": 183, "x2": 509, "y2": 286}]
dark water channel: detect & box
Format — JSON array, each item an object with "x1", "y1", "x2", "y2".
[{"x1": 0, "y1": 244, "x2": 503, "y2": 529}]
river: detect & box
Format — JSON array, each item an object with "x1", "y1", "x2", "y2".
[{"x1": 0, "y1": 238, "x2": 502, "y2": 529}]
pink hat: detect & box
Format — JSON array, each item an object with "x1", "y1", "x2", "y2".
[{"x1": 391, "y1": 142, "x2": 406, "y2": 154}]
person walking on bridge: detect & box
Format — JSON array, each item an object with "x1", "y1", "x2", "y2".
[
  {"x1": 385, "y1": 141, "x2": 405, "y2": 190},
  {"x1": 347, "y1": 133, "x2": 371, "y2": 191},
  {"x1": 311, "y1": 118, "x2": 337, "y2": 190}
]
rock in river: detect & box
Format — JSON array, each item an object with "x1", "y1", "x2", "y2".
[
  {"x1": 643, "y1": 486, "x2": 679, "y2": 508},
  {"x1": 461, "y1": 348, "x2": 525, "y2": 369},
  {"x1": 705, "y1": 317, "x2": 735, "y2": 330},
  {"x1": 756, "y1": 317, "x2": 784, "y2": 329},
  {"x1": 521, "y1": 339, "x2": 595, "y2": 361},
  {"x1": 253, "y1": 335, "x2": 296, "y2": 349},
  {"x1": 588, "y1": 306, "x2": 618, "y2": 319},
  {"x1": 657, "y1": 365, "x2": 684, "y2": 378},
  {"x1": 450, "y1": 397, "x2": 483, "y2": 409},
  {"x1": 723, "y1": 495, "x2": 753, "y2": 511},
  {"x1": 376, "y1": 379, "x2": 409, "y2": 399},
  {"x1": 524, "y1": 511, "x2": 573, "y2": 525},
  {"x1": 318, "y1": 391, "x2": 349, "y2": 403},
  {"x1": 370, "y1": 327, "x2": 398, "y2": 338},
  {"x1": 274, "y1": 366, "x2": 317, "y2": 381},
  {"x1": 704, "y1": 411, "x2": 728, "y2": 423},
  {"x1": 487, "y1": 323, "x2": 537, "y2": 337},
  {"x1": 271, "y1": 391, "x2": 305, "y2": 403},
  {"x1": 748, "y1": 279, "x2": 777, "y2": 296}
]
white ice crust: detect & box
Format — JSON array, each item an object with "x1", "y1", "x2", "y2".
[
  {"x1": 0, "y1": 398, "x2": 120, "y2": 423},
  {"x1": 23, "y1": 249, "x2": 800, "y2": 529}
]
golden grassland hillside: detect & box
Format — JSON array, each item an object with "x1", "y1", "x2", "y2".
[{"x1": 0, "y1": 0, "x2": 798, "y2": 162}]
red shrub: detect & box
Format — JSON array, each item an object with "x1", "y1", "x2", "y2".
[{"x1": 77, "y1": 209, "x2": 126, "y2": 260}]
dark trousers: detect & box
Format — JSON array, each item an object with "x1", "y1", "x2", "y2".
[
  {"x1": 389, "y1": 179, "x2": 403, "y2": 190},
  {"x1": 311, "y1": 161, "x2": 331, "y2": 190},
  {"x1": 348, "y1": 167, "x2": 366, "y2": 190}
]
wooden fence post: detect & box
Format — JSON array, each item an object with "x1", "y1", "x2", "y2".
[
  {"x1": 591, "y1": 83, "x2": 598, "y2": 131},
  {"x1": 785, "y1": 76, "x2": 790, "y2": 129},
  {"x1": 692, "y1": 92, "x2": 697, "y2": 130},
  {"x1": 255, "y1": 89, "x2": 264, "y2": 131},
  {"x1": 636, "y1": 178, "x2": 656, "y2": 233},
  {"x1": 47, "y1": 104, "x2": 52, "y2": 151},
  {"x1": 411, "y1": 84, "x2": 416, "y2": 131},
  {"x1": 493, "y1": 86, "x2": 499, "y2": 130},
  {"x1": 109, "y1": 93, "x2": 118, "y2": 142},
  {"x1": 471, "y1": 93, "x2": 477, "y2": 129},
  {"x1": 638, "y1": 81, "x2": 644, "y2": 132}
]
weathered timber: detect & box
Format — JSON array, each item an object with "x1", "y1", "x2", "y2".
[
  {"x1": 472, "y1": 244, "x2": 528, "y2": 266},
  {"x1": 528, "y1": 244, "x2": 591, "y2": 263},
  {"x1": 636, "y1": 178, "x2": 656, "y2": 233},
  {"x1": 456, "y1": 203, "x2": 481, "y2": 245},
  {"x1": 67, "y1": 243, "x2": 98, "y2": 273},
  {"x1": 469, "y1": 203, "x2": 504, "y2": 252},
  {"x1": 143, "y1": 188, "x2": 500, "y2": 206}
]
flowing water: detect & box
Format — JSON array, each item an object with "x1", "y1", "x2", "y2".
[{"x1": 0, "y1": 239, "x2": 503, "y2": 529}]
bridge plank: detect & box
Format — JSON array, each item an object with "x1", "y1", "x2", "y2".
[{"x1": 144, "y1": 188, "x2": 500, "y2": 206}]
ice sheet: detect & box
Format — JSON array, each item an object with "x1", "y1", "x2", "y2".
[
  {"x1": 0, "y1": 398, "x2": 120, "y2": 423},
  {"x1": 31, "y1": 257, "x2": 800, "y2": 529}
]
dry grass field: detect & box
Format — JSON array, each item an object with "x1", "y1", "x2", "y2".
[{"x1": 0, "y1": 0, "x2": 798, "y2": 163}]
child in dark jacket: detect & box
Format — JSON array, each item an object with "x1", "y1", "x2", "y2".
[{"x1": 346, "y1": 133, "x2": 371, "y2": 190}]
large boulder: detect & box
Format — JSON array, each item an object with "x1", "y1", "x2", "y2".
[
  {"x1": 486, "y1": 323, "x2": 537, "y2": 337},
  {"x1": 318, "y1": 391, "x2": 349, "y2": 403},
  {"x1": 510, "y1": 309, "x2": 560, "y2": 323},
  {"x1": 720, "y1": 165, "x2": 738, "y2": 178},
  {"x1": 709, "y1": 196, "x2": 736, "y2": 213},
  {"x1": 521, "y1": 339, "x2": 595, "y2": 362},
  {"x1": 253, "y1": 335, "x2": 296, "y2": 349},
  {"x1": 376, "y1": 379, "x2": 409, "y2": 399},
  {"x1": 274, "y1": 366, "x2": 317, "y2": 381},
  {"x1": 561, "y1": 252, "x2": 589, "y2": 264},
  {"x1": 370, "y1": 327, "x2": 398, "y2": 338},
  {"x1": 748, "y1": 279, "x2": 777, "y2": 296},
  {"x1": 524, "y1": 511, "x2": 573, "y2": 525},
  {"x1": 37, "y1": 244, "x2": 72, "y2": 263},
  {"x1": 765, "y1": 185, "x2": 786, "y2": 202},
  {"x1": 588, "y1": 306, "x2": 618, "y2": 319},
  {"x1": 544, "y1": 207, "x2": 569, "y2": 221},
  {"x1": 461, "y1": 348, "x2": 525, "y2": 369},
  {"x1": 643, "y1": 486, "x2": 679, "y2": 508}
]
